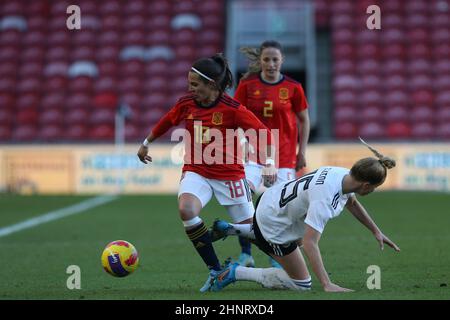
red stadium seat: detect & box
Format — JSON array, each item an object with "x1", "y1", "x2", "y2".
[
  {"x1": 0, "y1": 109, "x2": 12, "y2": 126},
  {"x1": 408, "y1": 75, "x2": 433, "y2": 92},
  {"x1": 361, "y1": 106, "x2": 383, "y2": 122},
  {"x1": 358, "y1": 59, "x2": 380, "y2": 75},
  {"x1": 121, "y1": 93, "x2": 142, "y2": 110},
  {"x1": 359, "y1": 90, "x2": 383, "y2": 108},
  {"x1": 16, "y1": 94, "x2": 40, "y2": 110},
  {"x1": 431, "y1": 28, "x2": 450, "y2": 44},
  {"x1": 148, "y1": 15, "x2": 171, "y2": 30},
  {"x1": 90, "y1": 108, "x2": 115, "y2": 125},
  {"x1": 17, "y1": 78, "x2": 41, "y2": 94},
  {"x1": 151, "y1": 0, "x2": 171, "y2": 15},
  {"x1": 360, "y1": 75, "x2": 382, "y2": 91},
  {"x1": 125, "y1": 123, "x2": 141, "y2": 142},
  {"x1": 382, "y1": 43, "x2": 407, "y2": 60},
  {"x1": 434, "y1": 59, "x2": 450, "y2": 74},
  {"x1": 436, "y1": 92, "x2": 450, "y2": 108},
  {"x1": 357, "y1": 44, "x2": 379, "y2": 60},
  {"x1": 69, "y1": 76, "x2": 94, "y2": 94},
  {"x1": 405, "y1": 14, "x2": 429, "y2": 29},
  {"x1": 66, "y1": 93, "x2": 91, "y2": 110},
  {"x1": 333, "y1": 44, "x2": 355, "y2": 60},
  {"x1": 333, "y1": 60, "x2": 356, "y2": 74},
  {"x1": 143, "y1": 76, "x2": 169, "y2": 94},
  {"x1": 383, "y1": 59, "x2": 406, "y2": 76},
  {"x1": 333, "y1": 75, "x2": 359, "y2": 91},
  {"x1": 407, "y1": 28, "x2": 429, "y2": 44},
  {"x1": 141, "y1": 93, "x2": 169, "y2": 110},
  {"x1": 90, "y1": 124, "x2": 114, "y2": 141},
  {"x1": 411, "y1": 122, "x2": 435, "y2": 140},
  {"x1": 19, "y1": 63, "x2": 43, "y2": 79},
  {"x1": 0, "y1": 63, "x2": 17, "y2": 78},
  {"x1": 0, "y1": 125, "x2": 12, "y2": 141},
  {"x1": 98, "y1": 30, "x2": 121, "y2": 47},
  {"x1": 435, "y1": 75, "x2": 450, "y2": 92},
  {"x1": 382, "y1": 14, "x2": 403, "y2": 29},
  {"x1": 0, "y1": 30, "x2": 21, "y2": 47},
  {"x1": 385, "y1": 91, "x2": 410, "y2": 107},
  {"x1": 384, "y1": 75, "x2": 407, "y2": 91},
  {"x1": 93, "y1": 93, "x2": 118, "y2": 109},
  {"x1": 66, "y1": 108, "x2": 89, "y2": 125},
  {"x1": 119, "y1": 77, "x2": 143, "y2": 94},
  {"x1": 98, "y1": 62, "x2": 119, "y2": 77},
  {"x1": 334, "y1": 91, "x2": 357, "y2": 108},
  {"x1": 332, "y1": 28, "x2": 354, "y2": 44},
  {"x1": 0, "y1": 93, "x2": 14, "y2": 110},
  {"x1": 381, "y1": 29, "x2": 405, "y2": 44},
  {"x1": 38, "y1": 125, "x2": 63, "y2": 142},
  {"x1": 96, "y1": 46, "x2": 119, "y2": 62},
  {"x1": 2, "y1": 2, "x2": 24, "y2": 15},
  {"x1": 358, "y1": 122, "x2": 385, "y2": 140},
  {"x1": 41, "y1": 93, "x2": 66, "y2": 110},
  {"x1": 334, "y1": 105, "x2": 356, "y2": 122},
  {"x1": 71, "y1": 46, "x2": 96, "y2": 61},
  {"x1": 436, "y1": 107, "x2": 450, "y2": 123},
  {"x1": 385, "y1": 105, "x2": 409, "y2": 122},
  {"x1": 0, "y1": 78, "x2": 16, "y2": 93},
  {"x1": 410, "y1": 106, "x2": 434, "y2": 122},
  {"x1": 412, "y1": 90, "x2": 434, "y2": 107},
  {"x1": 12, "y1": 125, "x2": 37, "y2": 141},
  {"x1": 434, "y1": 44, "x2": 450, "y2": 60},
  {"x1": 16, "y1": 109, "x2": 39, "y2": 125},
  {"x1": 174, "y1": 44, "x2": 197, "y2": 61},
  {"x1": 124, "y1": 0, "x2": 147, "y2": 15},
  {"x1": 139, "y1": 107, "x2": 167, "y2": 126},
  {"x1": 66, "y1": 124, "x2": 88, "y2": 141},
  {"x1": 100, "y1": 1, "x2": 121, "y2": 15},
  {"x1": 408, "y1": 43, "x2": 432, "y2": 60},
  {"x1": 430, "y1": 13, "x2": 450, "y2": 29},
  {"x1": 435, "y1": 122, "x2": 450, "y2": 140},
  {"x1": 122, "y1": 30, "x2": 147, "y2": 46},
  {"x1": 387, "y1": 121, "x2": 411, "y2": 139},
  {"x1": 330, "y1": 14, "x2": 353, "y2": 29},
  {"x1": 94, "y1": 78, "x2": 118, "y2": 94},
  {"x1": 39, "y1": 109, "x2": 64, "y2": 126}
]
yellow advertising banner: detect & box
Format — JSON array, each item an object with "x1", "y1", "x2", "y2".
[
  {"x1": 73, "y1": 145, "x2": 183, "y2": 193},
  {"x1": 0, "y1": 143, "x2": 449, "y2": 194},
  {"x1": 1, "y1": 147, "x2": 74, "y2": 194}
]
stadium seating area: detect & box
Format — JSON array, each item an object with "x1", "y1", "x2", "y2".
[
  {"x1": 323, "y1": 0, "x2": 450, "y2": 140},
  {"x1": 0, "y1": 0, "x2": 449, "y2": 142},
  {"x1": 0, "y1": 0, "x2": 224, "y2": 142}
]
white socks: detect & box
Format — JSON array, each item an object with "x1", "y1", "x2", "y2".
[{"x1": 235, "y1": 266, "x2": 311, "y2": 291}]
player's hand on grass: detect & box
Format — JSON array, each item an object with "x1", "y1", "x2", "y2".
[
  {"x1": 374, "y1": 231, "x2": 401, "y2": 252},
  {"x1": 137, "y1": 145, "x2": 152, "y2": 164},
  {"x1": 323, "y1": 282, "x2": 354, "y2": 293},
  {"x1": 262, "y1": 164, "x2": 277, "y2": 187}
]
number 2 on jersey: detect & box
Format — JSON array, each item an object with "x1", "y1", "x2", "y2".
[
  {"x1": 279, "y1": 170, "x2": 317, "y2": 208},
  {"x1": 263, "y1": 101, "x2": 273, "y2": 118}
]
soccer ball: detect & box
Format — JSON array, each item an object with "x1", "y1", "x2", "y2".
[{"x1": 101, "y1": 240, "x2": 139, "y2": 277}]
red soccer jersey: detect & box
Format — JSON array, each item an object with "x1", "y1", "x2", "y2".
[
  {"x1": 234, "y1": 74, "x2": 309, "y2": 169},
  {"x1": 151, "y1": 93, "x2": 273, "y2": 181}
]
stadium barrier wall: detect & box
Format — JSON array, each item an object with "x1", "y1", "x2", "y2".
[{"x1": 0, "y1": 143, "x2": 449, "y2": 194}]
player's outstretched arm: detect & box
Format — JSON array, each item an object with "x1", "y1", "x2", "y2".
[
  {"x1": 137, "y1": 133, "x2": 156, "y2": 164},
  {"x1": 345, "y1": 196, "x2": 401, "y2": 252},
  {"x1": 302, "y1": 225, "x2": 354, "y2": 292}
]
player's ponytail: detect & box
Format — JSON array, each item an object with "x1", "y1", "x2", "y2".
[
  {"x1": 211, "y1": 53, "x2": 233, "y2": 92},
  {"x1": 191, "y1": 53, "x2": 233, "y2": 94},
  {"x1": 350, "y1": 137, "x2": 396, "y2": 185}
]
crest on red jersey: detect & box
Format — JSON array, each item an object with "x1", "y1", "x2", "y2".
[
  {"x1": 279, "y1": 88, "x2": 289, "y2": 100},
  {"x1": 211, "y1": 112, "x2": 223, "y2": 125}
]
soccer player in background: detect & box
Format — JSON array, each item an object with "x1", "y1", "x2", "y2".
[
  {"x1": 209, "y1": 140, "x2": 401, "y2": 293},
  {"x1": 137, "y1": 54, "x2": 277, "y2": 292},
  {"x1": 233, "y1": 40, "x2": 311, "y2": 268}
]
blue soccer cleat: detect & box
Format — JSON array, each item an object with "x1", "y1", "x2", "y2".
[
  {"x1": 199, "y1": 269, "x2": 222, "y2": 293},
  {"x1": 211, "y1": 262, "x2": 239, "y2": 292},
  {"x1": 237, "y1": 252, "x2": 255, "y2": 267},
  {"x1": 269, "y1": 257, "x2": 283, "y2": 269},
  {"x1": 209, "y1": 219, "x2": 233, "y2": 242}
]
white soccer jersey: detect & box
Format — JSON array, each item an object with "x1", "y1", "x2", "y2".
[{"x1": 256, "y1": 166, "x2": 354, "y2": 244}]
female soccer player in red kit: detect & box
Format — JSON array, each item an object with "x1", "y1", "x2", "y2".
[
  {"x1": 233, "y1": 40, "x2": 311, "y2": 268},
  {"x1": 137, "y1": 54, "x2": 277, "y2": 292}
]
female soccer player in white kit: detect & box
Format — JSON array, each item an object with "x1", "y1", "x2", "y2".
[{"x1": 209, "y1": 140, "x2": 401, "y2": 292}]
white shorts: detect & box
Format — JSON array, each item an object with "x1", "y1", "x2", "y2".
[
  {"x1": 245, "y1": 161, "x2": 296, "y2": 192},
  {"x1": 178, "y1": 171, "x2": 255, "y2": 223}
]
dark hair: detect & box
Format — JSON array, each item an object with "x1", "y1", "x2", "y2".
[
  {"x1": 240, "y1": 40, "x2": 283, "y2": 79},
  {"x1": 350, "y1": 138, "x2": 396, "y2": 185},
  {"x1": 191, "y1": 53, "x2": 233, "y2": 93}
]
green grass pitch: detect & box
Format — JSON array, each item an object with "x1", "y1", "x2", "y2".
[{"x1": 0, "y1": 191, "x2": 449, "y2": 300}]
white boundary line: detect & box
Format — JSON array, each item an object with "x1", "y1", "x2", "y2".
[{"x1": 0, "y1": 195, "x2": 118, "y2": 238}]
